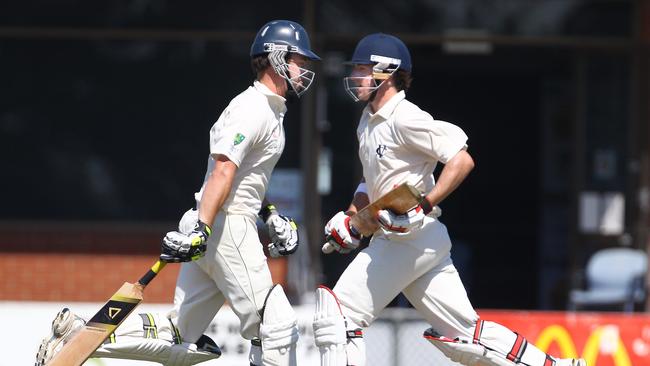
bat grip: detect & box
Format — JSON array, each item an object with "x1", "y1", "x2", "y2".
[{"x1": 138, "y1": 260, "x2": 167, "y2": 286}]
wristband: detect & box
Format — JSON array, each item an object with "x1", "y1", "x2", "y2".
[
  {"x1": 196, "y1": 220, "x2": 212, "y2": 235},
  {"x1": 259, "y1": 204, "x2": 277, "y2": 222},
  {"x1": 419, "y1": 198, "x2": 433, "y2": 215},
  {"x1": 354, "y1": 182, "x2": 367, "y2": 196}
]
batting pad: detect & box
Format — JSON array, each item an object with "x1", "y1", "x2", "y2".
[
  {"x1": 313, "y1": 286, "x2": 349, "y2": 366},
  {"x1": 94, "y1": 338, "x2": 219, "y2": 365},
  {"x1": 424, "y1": 328, "x2": 514, "y2": 366},
  {"x1": 259, "y1": 284, "x2": 299, "y2": 366}
]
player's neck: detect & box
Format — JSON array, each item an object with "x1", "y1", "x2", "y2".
[
  {"x1": 258, "y1": 71, "x2": 287, "y2": 97},
  {"x1": 369, "y1": 87, "x2": 398, "y2": 114}
]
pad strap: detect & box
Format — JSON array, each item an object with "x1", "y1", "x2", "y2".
[
  {"x1": 346, "y1": 329, "x2": 363, "y2": 339},
  {"x1": 140, "y1": 313, "x2": 158, "y2": 339},
  {"x1": 259, "y1": 204, "x2": 278, "y2": 222},
  {"x1": 544, "y1": 354, "x2": 557, "y2": 366},
  {"x1": 168, "y1": 317, "x2": 182, "y2": 344},
  {"x1": 506, "y1": 333, "x2": 527, "y2": 363},
  {"x1": 104, "y1": 332, "x2": 116, "y2": 344},
  {"x1": 473, "y1": 318, "x2": 485, "y2": 344}
]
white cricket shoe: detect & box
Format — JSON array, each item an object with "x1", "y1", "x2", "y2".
[
  {"x1": 35, "y1": 308, "x2": 86, "y2": 366},
  {"x1": 555, "y1": 358, "x2": 587, "y2": 366}
]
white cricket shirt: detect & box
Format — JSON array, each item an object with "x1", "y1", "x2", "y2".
[
  {"x1": 194, "y1": 81, "x2": 286, "y2": 219},
  {"x1": 357, "y1": 91, "x2": 468, "y2": 202}
]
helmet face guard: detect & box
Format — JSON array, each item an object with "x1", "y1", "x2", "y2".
[
  {"x1": 344, "y1": 55, "x2": 401, "y2": 102},
  {"x1": 268, "y1": 48, "x2": 315, "y2": 97}
]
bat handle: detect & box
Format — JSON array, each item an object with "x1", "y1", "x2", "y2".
[
  {"x1": 349, "y1": 225, "x2": 360, "y2": 238},
  {"x1": 138, "y1": 260, "x2": 167, "y2": 286}
]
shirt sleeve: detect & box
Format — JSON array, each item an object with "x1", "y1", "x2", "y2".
[
  {"x1": 394, "y1": 113, "x2": 468, "y2": 164},
  {"x1": 209, "y1": 103, "x2": 265, "y2": 167}
]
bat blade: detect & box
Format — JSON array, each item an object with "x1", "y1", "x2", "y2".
[
  {"x1": 47, "y1": 282, "x2": 143, "y2": 366},
  {"x1": 46, "y1": 260, "x2": 165, "y2": 366},
  {"x1": 349, "y1": 183, "x2": 421, "y2": 237}
]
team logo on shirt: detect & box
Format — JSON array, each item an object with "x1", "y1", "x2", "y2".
[
  {"x1": 376, "y1": 144, "x2": 387, "y2": 158},
  {"x1": 233, "y1": 133, "x2": 246, "y2": 145}
]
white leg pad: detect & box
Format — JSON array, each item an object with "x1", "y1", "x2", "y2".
[
  {"x1": 164, "y1": 341, "x2": 220, "y2": 366},
  {"x1": 94, "y1": 338, "x2": 172, "y2": 362},
  {"x1": 475, "y1": 320, "x2": 555, "y2": 366},
  {"x1": 344, "y1": 327, "x2": 365, "y2": 366},
  {"x1": 259, "y1": 285, "x2": 299, "y2": 366},
  {"x1": 313, "y1": 286, "x2": 366, "y2": 366},
  {"x1": 424, "y1": 328, "x2": 514, "y2": 366},
  {"x1": 426, "y1": 320, "x2": 583, "y2": 366},
  {"x1": 94, "y1": 339, "x2": 219, "y2": 365},
  {"x1": 93, "y1": 312, "x2": 220, "y2": 365}
]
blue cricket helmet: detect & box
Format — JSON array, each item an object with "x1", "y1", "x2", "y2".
[
  {"x1": 348, "y1": 33, "x2": 411, "y2": 72},
  {"x1": 250, "y1": 20, "x2": 320, "y2": 60}
]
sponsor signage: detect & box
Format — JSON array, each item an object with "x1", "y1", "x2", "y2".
[{"x1": 479, "y1": 310, "x2": 650, "y2": 366}]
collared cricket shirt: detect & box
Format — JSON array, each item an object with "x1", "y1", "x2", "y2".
[
  {"x1": 195, "y1": 81, "x2": 286, "y2": 218},
  {"x1": 357, "y1": 91, "x2": 468, "y2": 202}
]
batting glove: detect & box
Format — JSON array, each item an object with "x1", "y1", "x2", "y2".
[
  {"x1": 266, "y1": 214, "x2": 299, "y2": 257},
  {"x1": 160, "y1": 221, "x2": 211, "y2": 263},
  {"x1": 377, "y1": 200, "x2": 433, "y2": 233},
  {"x1": 178, "y1": 208, "x2": 199, "y2": 234},
  {"x1": 259, "y1": 204, "x2": 299, "y2": 257},
  {"x1": 322, "y1": 211, "x2": 361, "y2": 254}
]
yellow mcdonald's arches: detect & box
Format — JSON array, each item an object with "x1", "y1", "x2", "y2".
[
  {"x1": 536, "y1": 325, "x2": 579, "y2": 358},
  {"x1": 535, "y1": 325, "x2": 632, "y2": 366},
  {"x1": 582, "y1": 326, "x2": 632, "y2": 366}
]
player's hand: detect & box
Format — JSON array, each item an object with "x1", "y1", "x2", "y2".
[
  {"x1": 266, "y1": 214, "x2": 299, "y2": 257},
  {"x1": 178, "y1": 208, "x2": 199, "y2": 234},
  {"x1": 160, "y1": 221, "x2": 212, "y2": 263},
  {"x1": 377, "y1": 204, "x2": 427, "y2": 233},
  {"x1": 322, "y1": 211, "x2": 361, "y2": 254}
]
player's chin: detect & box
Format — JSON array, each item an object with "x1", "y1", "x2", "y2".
[{"x1": 356, "y1": 92, "x2": 372, "y2": 102}]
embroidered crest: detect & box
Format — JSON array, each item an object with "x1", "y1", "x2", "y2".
[
  {"x1": 376, "y1": 144, "x2": 387, "y2": 158},
  {"x1": 233, "y1": 133, "x2": 246, "y2": 145}
]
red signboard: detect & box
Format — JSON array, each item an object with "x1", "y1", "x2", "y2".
[{"x1": 477, "y1": 310, "x2": 650, "y2": 366}]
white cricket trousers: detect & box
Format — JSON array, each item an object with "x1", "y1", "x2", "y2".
[
  {"x1": 334, "y1": 216, "x2": 479, "y2": 339},
  {"x1": 173, "y1": 212, "x2": 274, "y2": 343}
]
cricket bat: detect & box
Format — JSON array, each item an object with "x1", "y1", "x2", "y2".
[
  {"x1": 323, "y1": 183, "x2": 422, "y2": 253},
  {"x1": 47, "y1": 260, "x2": 167, "y2": 366}
]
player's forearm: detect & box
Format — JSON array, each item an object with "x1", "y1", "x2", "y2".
[
  {"x1": 424, "y1": 149, "x2": 474, "y2": 207},
  {"x1": 346, "y1": 178, "x2": 369, "y2": 214},
  {"x1": 198, "y1": 156, "x2": 237, "y2": 226},
  {"x1": 347, "y1": 192, "x2": 370, "y2": 214}
]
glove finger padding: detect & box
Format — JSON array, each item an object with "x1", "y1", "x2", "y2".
[
  {"x1": 161, "y1": 221, "x2": 211, "y2": 263},
  {"x1": 161, "y1": 231, "x2": 207, "y2": 262},
  {"x1": 321, "y1": 240, "x2": 353, "y2": 255},
  {"x1": 323, "y1": 212, "x2": 360, "y2": 254},
  {"x1": 377, "y1": 205, "x2": 426, "y2": 233}
]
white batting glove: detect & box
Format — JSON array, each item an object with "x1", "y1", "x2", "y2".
[
  {"x1": 266, "y1": 214, "x2": 299, "y2": 257},
  {"x1": 178, "y1": 208, "x2": 199, "y2": 234},
  {"x1": 322, "y1": 211, "x2": 361, "y2": 254},
  {"x1": 377, "y1": 205, "x2": 427, "y2": 233},
  {"x1": 161, "y1": 221, "x2": 211, "y2": 263}
]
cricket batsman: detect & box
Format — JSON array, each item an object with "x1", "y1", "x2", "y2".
[
  {"x1": 35, "y1": 19, "x2": 319, "y2": 366},
  {"x1": 312, "y1": 33, "x2": 587, "y2": 366}
]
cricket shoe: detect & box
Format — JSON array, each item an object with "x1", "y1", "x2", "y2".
[
  {"x1": 555, "y1": 358, "x2": 587, "y2": 366},
  {"x1": 35, "y1": 308, "x2": 86, "y2": 366}
]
